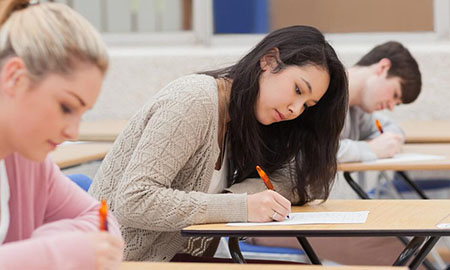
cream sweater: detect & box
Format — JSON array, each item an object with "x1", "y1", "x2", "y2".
[{"x1": 89, "y1": 75, "x2": 251, "y2": 261}]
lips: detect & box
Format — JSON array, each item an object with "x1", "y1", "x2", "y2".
[
  {"x1": 274, "y1": 109, "x2": 285, "y2": 122},
  {"x1": 48, "y1": 140, "x2": 62, "y2": 148}
]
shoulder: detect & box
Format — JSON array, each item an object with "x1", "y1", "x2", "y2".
[
  {"x1": 4, "y1": 153, "x2": 52, "y2": 178},
  {"x1": 349, "y1": 106, "x2": 373, "y2": 121},
  {"x1": 4, "y1": 153, "x2": 57, "y2": 196},
  {"x1": 156, "y1": 74, "x2": 218, "y2": 105},
  {"x1": 143, "y1": 74, "x2": 219, "y2": 121},
  {"x1": 348, "y1": 106, "x2": 365, "y2": 116},
  {"x1": 167, "y1": 74, "x2": 217, "y2": 91}
]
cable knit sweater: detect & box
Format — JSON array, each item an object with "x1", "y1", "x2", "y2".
[{"x1": 89, "y1": 74, "x2": 254, "y2": 262}]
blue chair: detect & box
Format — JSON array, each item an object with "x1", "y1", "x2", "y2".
[
  {"x1": 239, "y1": 240, "x2": 306, "y2": 262},
  {"x1": 67, "y1": 174, "x2": 92, "y2": 192},
  {"x1": 393, "y1": 178, "x2": 450, "y2": 194},
  {"x1": 369, "y1": 176, "x2": 450, "y2": 199}
]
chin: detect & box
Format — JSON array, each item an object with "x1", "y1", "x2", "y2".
[
  {"x1": 21, "y1": 150, "x2": 48, "y2": 162},
  {"x1": 255, "y1": 115, "x2": 270, "y2": 125},
  {"x1": 258, "y1": 119, "x2": 272, "y2": 126},
  {"x1": 362, "y1": 106, "x2": 375, "y2": 113}
]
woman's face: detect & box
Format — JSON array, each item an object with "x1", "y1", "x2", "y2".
[
  {"x1": 255, "y1": 62, "x2": 330, "y2": 125},
  {"x1": 1, "y1": 58, "x2": 103, "y2": 161}
]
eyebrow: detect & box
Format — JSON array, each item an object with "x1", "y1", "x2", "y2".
[
  {"x1": 67, "y1": 91, "x2": 87, "y2": 107},
  {"x1": 301, "y1": 77, "x2": 312, "y2": 93},
  {"x1": 300, "y1": 77, "x2": 319, "y2": 104}
]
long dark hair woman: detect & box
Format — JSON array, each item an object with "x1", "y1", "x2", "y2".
[
  {"x1": 205, "y1": 25, "x2": 348, "y2": 206},
  {"x1": 89, "y1": 25, "x2": 348, "y2": 262}
]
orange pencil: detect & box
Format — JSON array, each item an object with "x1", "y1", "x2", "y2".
[
  {"x1": 99, "y1": 199, "x2": 108, "y2": 231},
  {"x1": 375, "y1": 119, "x2": 384, "y2": 134},
  {"x1": 256, "y1": 165, "x2": 274, "y2": 190}
]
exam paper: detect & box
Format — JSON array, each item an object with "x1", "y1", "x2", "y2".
[
  {"x1": 227, "y1": 211, "x2": 369, "y2": 226},
  {"x1": 365, "y1": 153, "x2": 445, "y2": 165}
]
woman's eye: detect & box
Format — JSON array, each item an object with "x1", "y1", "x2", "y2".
[
  {"x1": 295, "y1": 86, "x2": 301, "y2": 94},
  {"x1": 303, "y1": 104, "x2": 309, "y2": 110},
  {"x1": 61, "y1": 104, "x2": 72, "y2": 114}
]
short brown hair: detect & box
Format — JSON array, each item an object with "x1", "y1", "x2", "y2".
[{"x1": 356, "y1": 41, "x2": 421, "y2": 104}]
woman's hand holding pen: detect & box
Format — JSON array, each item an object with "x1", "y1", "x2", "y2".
[
  {"x1": 368, "y1": 132, "x2": 404, "y2": 158},
  {"x1": 88, "y1": 231, "x2": 124, "y2": 270},
  {"x1": 247, "y1": 190, "x2": 291, "y2": 222}
]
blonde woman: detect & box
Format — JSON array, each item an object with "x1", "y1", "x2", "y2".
[{"x1": 0, "y1": 1, "x2": 123, "y2": 269}]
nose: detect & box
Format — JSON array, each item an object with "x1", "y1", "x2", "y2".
[
  {"x1": 288, "y1": 98, "x2": 306, "y2": 118},
  {"x1": 62, "y1": 116, "x2": 80, "y2": 140}
]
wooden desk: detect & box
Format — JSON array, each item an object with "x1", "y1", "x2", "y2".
[
  {"x1": 338, "y1": 143, "x2": 450, "y2": 200},
  {"x1": 77, "y1": 120, "x2": 128, "y2": 141},
  {"x1": 182, "y1": 200, "x2": 450, "y2": 269},
  {"x1": 49, "y1": 142, "x2": 113, "y2": 169},
  {"x1": 119, "y1": 262, "x2": 408, "y2": 270},
  {"x1": 338, "y1": 144, "x2": 450, "y2": 269},
  {"x1": 401, "y1": 120, "x2": 450, "y2": 143},
  {"x1": 339, "y1": 143, "x2": 450, "y2": 172}
]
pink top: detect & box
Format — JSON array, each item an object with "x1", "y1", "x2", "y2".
[{"x1": 0, "y1": 153, "x2": 122, "y2": 270}]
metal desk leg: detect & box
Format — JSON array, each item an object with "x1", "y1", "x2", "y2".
[
  {"x1": 396, "y1": 171, "x2": 429, "y2": 199},
  {"x1": 228, "y1": 237, "x2": 246, "y2": 264},
  {"x1": 409, "y1": 237, "x2": 440, "y2": 270},
  {"x1": 396, "y1": 236, "x2": 436, "y2": 270},
  {"x1": 343, "y1": 172, "x2": 370, "y2": 199},
  {"x1": 344, "y1": 171, "x2": 435, "y2": 269},
  {"x1": 393, "y1": 236, "x2": 426, "y2": 266},
  {"x1": 297, "y1": 237, "x2": 322, "y2": 265}
]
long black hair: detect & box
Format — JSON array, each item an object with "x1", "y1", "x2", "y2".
[{"x1": 203, "y1": 25, "x2": 348, "y2": 205}]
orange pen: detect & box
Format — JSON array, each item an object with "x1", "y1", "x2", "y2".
[
  {"x1": 256, "y1": 165, "x2": 274, "y2": 190},
  {"x1": 99, "y1": 199, "x2": 109, "y2": 231},
  {"x1": 375, "y1": 119, "x2": 384, "y2": 134},
  {"x1": 256, "y1": 166, "x2": 290, "y2": 219}
]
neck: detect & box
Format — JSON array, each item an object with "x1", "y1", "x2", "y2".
[
  {"x1": 0, "y1": 102, "x2": 14, "y2": 160},
  {"x1": 347, "y1": 66, "x2": 371, "y2": 107},
  {"x1": 0, "y1": 124, "x2": 13, "y2": 160}
]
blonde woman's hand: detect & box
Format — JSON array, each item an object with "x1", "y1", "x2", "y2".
[
  {"x1": 88, "y1": 231, "x2": 124, "y2": 270},
  {"x1": 247, "y1": 190, "x2": 291, "y2": 222}
]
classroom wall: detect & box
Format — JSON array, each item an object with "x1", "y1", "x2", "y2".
[
  {"x1": 269, "y1": 0, "x2": 434, "y2": 33},
  {"x1": 84, "y1": 42, "x2": 450, "y2": 123}
]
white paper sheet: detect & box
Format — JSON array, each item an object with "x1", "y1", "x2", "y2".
[
  {"x1": 437, "y1": 223, "x2": 450, "y2": 229},
  {"x1": 227, "y1": 211, "x2": 369, "y2": 226},
  {"x1": 364, "y1": 153, "x2": 445, "y2": 165}
]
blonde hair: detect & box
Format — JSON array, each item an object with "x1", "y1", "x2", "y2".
[{"x1": 0, "y1": 0, "x2": 108, "y2": 78}]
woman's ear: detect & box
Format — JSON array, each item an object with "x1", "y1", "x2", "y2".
[
  {"x1": 259, "y1": 47, "x2": 280, "y2": 71},
  {"x1": 0, "y1": 57, "x2": 27, "y2": 97}
]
